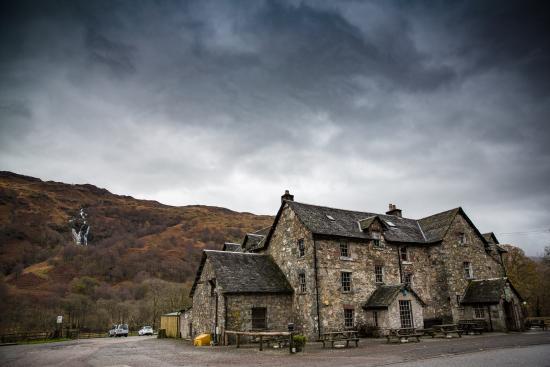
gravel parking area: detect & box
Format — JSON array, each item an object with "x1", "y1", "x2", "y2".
[{"x1": 1, "y1": 331, "x2": 549, "y2": 367}]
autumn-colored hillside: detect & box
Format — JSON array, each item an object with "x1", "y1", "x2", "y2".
[{"x1": 0, "y1": 171, "x2": 273, "y2": 331}]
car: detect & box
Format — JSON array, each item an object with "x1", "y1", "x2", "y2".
[
  {"x1": 108, "y1": 325, "x2": 117, "y2": 337},
  {"x1": 115, "y1": 324, "x2": 129, "y2": 337},
  {"x1": 138, "y1": 326, "x2": 153, "y2": 336}
]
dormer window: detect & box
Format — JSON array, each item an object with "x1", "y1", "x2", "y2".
[{"x1": 372, "y1": 231, "x2": 382, "y2": 247}]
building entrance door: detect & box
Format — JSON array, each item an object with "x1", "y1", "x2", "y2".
[{"x1": 503, "y1": 301, "x2": 518, "y2": 331}]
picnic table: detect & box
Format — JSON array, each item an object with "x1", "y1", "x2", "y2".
[
  {"x1": 223, "y1": 330, "x2": 294, "y2": 352},
  {"x1": 458, "y1": 320, "x2": 486, "y2": 335},
  {"x1": 320, "y1": 330, "x2": 359, "y2": 348},
  {"x1": 386, "y1": 328, "x2": 423, "y2": 343},
  {"x1": 432, "y1": 324, "x2": 462, "y2": 338}
]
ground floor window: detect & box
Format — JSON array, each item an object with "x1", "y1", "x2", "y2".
[
  {"x1": 399, "y1": 300, "x2": 413, "y2": 328},
  {"x1": 473, "y1": 304, "x2": 485, "y2": 319},
  {"x1": 344, "y1": 308, "x2": 354, "y2": 328},
  {"x1": 251, "y1": 307, "x2": 267, "y2": 329}
]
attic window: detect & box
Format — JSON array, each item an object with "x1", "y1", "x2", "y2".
[
  {"x1": 458, "y1": 232, "x2": 468, "y2": 245},
  {"x1": 326, "y1": 214, "x2": 335, "y2": 221},
  {"x1": 372, "y1": 231, "x2": 382, "y2": 248}
]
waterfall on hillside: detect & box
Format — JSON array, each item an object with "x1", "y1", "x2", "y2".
[{"x1": 69, "y1": 208, "x2": 90, "y2": 246}]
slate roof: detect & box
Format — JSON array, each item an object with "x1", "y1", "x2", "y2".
[
  {"x1": 242, "y1": 226, "x2": 271, "y2": 251},
  {"x1": 190, "y1": 251, "x2": 293, "y2": 296},
  {"x1": 363, "y1": 285, "x2": 425, "y2": 309},
  {"x1": 418, "y1": 208, "x2": 460, "y2": 242},
  {"x1": 222, "y1": 242, "x2": 242, "y2": 252},
  {"x1": 461, "y1": 278, "x2": 509, "y2": 304},
  {"x1": 482, "y1": 233, "x2": 508, "y2": 252},
  {"x1": 284, "y1": 201, "x2": 475, "y2": 245}
]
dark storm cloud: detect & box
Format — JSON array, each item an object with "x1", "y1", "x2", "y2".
[{"x1": 1, "y1": 0, "x2": 549, "y2": 254}]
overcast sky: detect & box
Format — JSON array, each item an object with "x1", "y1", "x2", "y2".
[{"x1": 1, "y1": 0, "x2": 549, "y2": 255}]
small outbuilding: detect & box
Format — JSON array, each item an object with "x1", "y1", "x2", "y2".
[
  {"x1": 160, "y1": 311, "x2": 182, "y2": 338},
  {"x1": 460, "y1": 277, "x2": 524, "y2": 331},
  {"x1": 363, "y1": 285, "x2": 425, "y2": 332}
]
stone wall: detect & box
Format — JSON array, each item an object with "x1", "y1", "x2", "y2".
[
  {"x1": 191, "y1": 260, "x2": 220, "y2": 336},
  {"x1": 315, "y1": 236, "x2": 402, "y2": 333},
  {"x1": 225, "y1": 293, "x2": 293, "y2": 334},
  {"x1": 264, "y1": 204, "x2": 319, "y2": 338},
  {"x1": 439, "y1": 213, "x2": 506, "y2": 322},
  {"x1": 386, "y1": 293, "x2": 424, "y2": 329}
]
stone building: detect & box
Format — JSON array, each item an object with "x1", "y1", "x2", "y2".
[{"x1": 190, "y1": 191, "x2": 523, "y2": 341}]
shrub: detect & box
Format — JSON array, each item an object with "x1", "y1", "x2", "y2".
[{"x1": 292, "y1": 334, "x2": 307, "y2": 351}]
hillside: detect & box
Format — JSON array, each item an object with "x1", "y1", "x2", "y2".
[{"x1": 0, "y1": 171, "x2": 273, "y2": 331}]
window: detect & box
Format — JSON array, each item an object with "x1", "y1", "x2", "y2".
[
  {"x1": 375, "y1": 265, "x2": 384, "y2": 284},
  {"x1": 298, "y1": 273, "x2": 306, "y2": 293},
  {"x1": 400, "y1": 247, "x2": 409, "y2": 262},
  {"x1": 209, "y1": 279, "x2": 216, "y2": 296},
  {"x1": 399, "y1": 300, "x2": 413, "y2": 328},
  {"x1": 404, "y1": 273, "x2": 412, "y2": 286},
  {"x1": 326, "y1": 214, "x2": 335, "y2": 221},
  {"x1": 458, "y1": 232, "x2": 467, "y2": 245},
  {"x1": 372, "y1": 231, "x2": 382, "y2": 247},
  {"x1": 340, "y1": 241, "x2": 350, "y2": 258},
  {"x1": 463, "y1": 262, "x2": 473, "y2": 279},
  {"x1": 251, "y1": 307, "x2": 267, "y2": 329},
  {"x1": 344, "y1": 308, "x2": 354, "y2": 328},
  {"x1": 456, "y1": 294, "x2": 461, "y2": 305},
  {"x1": 473, "y1": 304, "x2": 485, "y2": 319},
  {"x1": 298, "y1": 239, "x2": 305, "y2": 257},
  {"x1": 341, "y1": 271, "x2": 352, "y2": 292},
  {"x1": 373, "y1": 311, "x2": 379, "y2": 327}
]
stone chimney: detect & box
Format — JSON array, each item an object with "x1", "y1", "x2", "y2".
[
  {"x1": 281, "y1": 190, "x2": 294, "y2": 203},
  {"x1": 386, "y1": 203, "x2": 402, "y2": 217}
]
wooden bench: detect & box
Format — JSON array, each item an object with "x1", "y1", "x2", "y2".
[
  {"x1": 433, "y1": 324, "x2": 462, "y2": 338},
  {"x1": 458, "y1": 320, "x2": 486, "y2": 335},
  {"x1": 526, "y1": 317, "x2": 550, "y2": 331},
  {"x1": 386, "y1": 328, "x2": 423, "y2": 343},
  {"x1": 416, "y1": 328, "x2": 435, "y2": 338},
  {"x1": 321, "y1": 330, "x2": 359, "y2": 348}
]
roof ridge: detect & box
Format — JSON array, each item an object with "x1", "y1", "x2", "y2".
[
  {"x1": 290, "y1": 201, "x2": 416, "y2": 220},
  {"x1": 205, "y1": 249, "x2": 264, "y2": 256}
]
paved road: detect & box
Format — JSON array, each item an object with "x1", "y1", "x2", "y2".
[
  {"x1": 391, "y1": 344, "x2": 550, "y2": 367},
  {"x1": 1, "y1": 332, "x2": 549, "y2": 367}
]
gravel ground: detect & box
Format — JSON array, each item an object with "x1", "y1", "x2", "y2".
[{"x1": 1, "y1": 331, "x2": 549, "y2": 367}]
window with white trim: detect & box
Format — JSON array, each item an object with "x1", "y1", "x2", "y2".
[
  {"x1": 404, "y1": 272, "x2": 412, "y2": 286},
  {"x1": 298, "y1": 239, "x2": 305, "y2": 257},
  {"x1": 372, "y1": 231, "x2": 382, "y2": 247},
  {"x1": 341, "y1": 271, "x2": 352, "y2": 292},
  {"x1": 374, "y1": 265, "x2": 384, "y2": 284},
  {"x1": 473, "y1": 304, "x2": 485, "y2": 319},
  {"x1": 463, "y1": 261, "x2": 473, "y2": 279},
  {"x1": 298, "y1": 272, "x2": 306, "y2": 293},
  {"x1": 458, "y1": 232, "x2": 468, "y2": 245},
  {"x1": 340, "y1": 241, "x2": 350, "y2": 258},
  {"x1": 399, "y1": 300, "x2": 413, "y2": 328},
  {"x1": 344, "y1": 308, "x2": 354, "y2": 328},
  {"x1": 400, "y1": 247, "x2": 409, "y2": 262}
]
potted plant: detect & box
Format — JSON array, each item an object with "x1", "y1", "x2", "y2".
[{"x1": 292, "y1": 334, "x2": 307, "y2": 352}]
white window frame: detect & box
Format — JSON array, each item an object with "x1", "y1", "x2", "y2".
[
  {"x1": 340, "y1": 241, "x2": 350, "y2": 258},
  {"x1": 473, "y1": 304, "x2": 485, "y2": 319},
  {"x1": 372, "y1": 231, "x2": 383, "y2": 248},
  {"x1": 298, "y1": 239, "x2": 305, "y2": 257},
  {"x1": 374, "y1": 265, "x2": 384, "y2": 284},
  {"x1": 341, "y1": 271, "x2": 352, "y2": 292},
  {"x1": 298, "y1": 272, "x2": 306, "y2": 293},
  {"x1": 463, "y1": 261, "x2": 473, "y2": 279}
]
